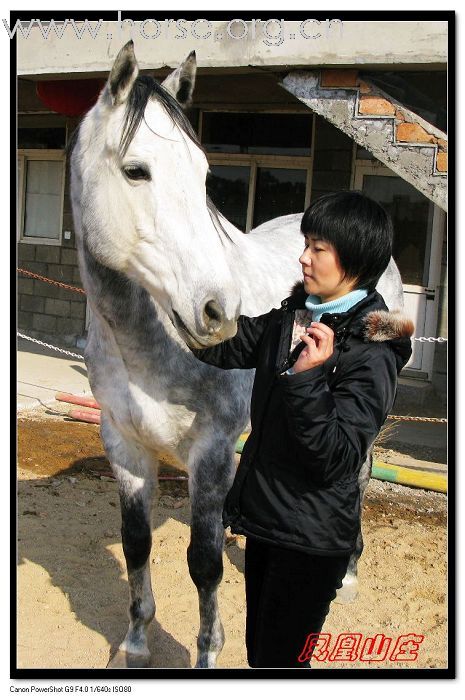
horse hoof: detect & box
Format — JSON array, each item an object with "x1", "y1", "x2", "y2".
[
  {"x1": 335, "y1": 574, "x2": 359, "y2": 604},
  {"x1": 107, "y1": 649, "x2": 151, "y2": 668},
  {"x1": 195, "y1": 652, "x2": 218, "y2": 669}
]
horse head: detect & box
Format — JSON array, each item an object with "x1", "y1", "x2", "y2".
[{"x1": 71, "y1": 41, "x2": 241, "y2": 348}]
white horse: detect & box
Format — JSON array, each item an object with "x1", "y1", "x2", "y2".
[{"x1": 70, "y1": 41, "x2": 404, "y2": 668}]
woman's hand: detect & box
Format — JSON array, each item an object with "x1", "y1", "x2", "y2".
[{"x1": 293, "y1": 322, "x2": 334, "y2": 373}]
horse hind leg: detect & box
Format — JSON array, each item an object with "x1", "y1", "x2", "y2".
[
  {"x1": 336, "y1": 447, "x2": 373, "y2": 604},
  {"x1": 101, "y1": 420, "x2": 156, "y2": 668},
  {"x1": 187, "y1": 436, "x2": 235, "y2": 668}
]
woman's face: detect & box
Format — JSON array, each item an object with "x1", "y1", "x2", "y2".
[{"x1": 299, "y1": 233, "x2": 357, "y2": 302}]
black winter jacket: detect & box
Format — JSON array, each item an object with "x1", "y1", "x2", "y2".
[{"x1": 194, "y1": 284, "x2": 413, "y2": 556}]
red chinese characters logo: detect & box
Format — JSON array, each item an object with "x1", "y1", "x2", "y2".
[
  {"x1": 298, "y1": 633, "x2": 332, "y2": 662},
  {"x1": 389, "y1": 634, "x2": 425, "y2": 661},
  {"x1": 298, "y1": 632, "x2": 425, "y2": 663}
]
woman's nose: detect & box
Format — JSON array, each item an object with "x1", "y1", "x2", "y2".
[{"x1": 300, "y1": 248, "x2": 312, "y2": 265}]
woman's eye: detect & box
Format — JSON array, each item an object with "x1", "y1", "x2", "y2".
[{"x1": 123, "y1": 166, "x2": 150, "y2": 181}]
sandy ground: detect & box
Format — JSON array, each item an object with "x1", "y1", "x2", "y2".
[{"x1": 16, "y1": 409, "x2": 448, "y2": 671}]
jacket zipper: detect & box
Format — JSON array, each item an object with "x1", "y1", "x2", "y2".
[{"x1": 275, "y1": 300, "x2": 293, "y2": 375}]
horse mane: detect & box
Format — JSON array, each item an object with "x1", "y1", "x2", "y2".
[{"x1": 120, "y1": 74, "x2": 199, "y2": 156}]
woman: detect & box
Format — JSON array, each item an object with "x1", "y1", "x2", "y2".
[{"x1": 194, "y1": 191, "x2": 413, "y2": 668}]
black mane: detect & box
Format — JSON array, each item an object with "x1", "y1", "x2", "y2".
[{"x1": 120, "y1": 74, "x2": 200, "y2": 157}]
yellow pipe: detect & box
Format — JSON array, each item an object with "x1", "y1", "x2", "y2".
[
  {"x1": 372, "y1": 460, "x2": 447, "y2": 493},
  {"x1": 234, "y1": 435, "x2": 447, "y2": 493}
]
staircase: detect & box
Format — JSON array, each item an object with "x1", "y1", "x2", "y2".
[{"x1": 281, "y1": 70, "x2": 447, "y2": 212}]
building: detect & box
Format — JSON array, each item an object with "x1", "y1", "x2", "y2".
[{"x1": 16, "y1": 17, "x2": 449, "y2": 411}]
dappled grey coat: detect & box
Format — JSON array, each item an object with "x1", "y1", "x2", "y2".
[{"x1": 194, "y1": 283, "x2": 413, "y2": 556}]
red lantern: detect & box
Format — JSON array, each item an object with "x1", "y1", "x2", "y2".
[{"x1": 36, "y1": 78, "x2": 106, "y2": 117}]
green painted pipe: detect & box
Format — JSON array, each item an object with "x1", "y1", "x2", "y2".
[{"x1": 234, "y1": 434, "x2": 446, "y2": 493}]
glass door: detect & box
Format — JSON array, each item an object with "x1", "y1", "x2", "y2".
[{"x1": 354, "y1": 162, "x2": 444, "y2": 377}]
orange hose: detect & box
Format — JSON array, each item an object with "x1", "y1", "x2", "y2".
[
  {"x1": 68, "y1": 408, "x2": 101, "y2": 424},
  {"x1": 56, "y1": 392, "x2": 101, "y2": 409}
]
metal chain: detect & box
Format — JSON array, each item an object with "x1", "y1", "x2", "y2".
[
  {"x1": 17, "y1": 268, "x2": 86, "y2": 295},
  {"x1": 413, "y1": 336, "x2": 447, "y2": 343},
  {"x1": 18, "y1": 333, "x2": 447, "y2": 423},
  {"x1": 388, "y1": 414, "x2": 447, "y2": 424},
  {"x1": 17, "y1": 332, "x2": 84, "y2": 360},
  {"x1": 16, "y1": 269, "x2": 449, "y2": 344}
]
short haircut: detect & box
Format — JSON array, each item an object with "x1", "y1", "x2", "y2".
[{"x1": 300, "y1": 191, "x2": 393, "y2": 291}]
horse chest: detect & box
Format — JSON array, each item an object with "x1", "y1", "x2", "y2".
[
  {"x1": 101, "y1": 371, "x2": 196, "y2": 453},
  {"x1": 89, "y1": 346, "x2": 197, "y2": 452}
]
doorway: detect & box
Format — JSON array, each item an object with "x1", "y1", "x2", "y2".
[{"x1": 353, "y1": 158, "x2": 444, "y2": 378}]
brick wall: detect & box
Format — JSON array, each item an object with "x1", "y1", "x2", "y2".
[
  {"x1": 17, "y1": 132, "x2": 87, "y2": 347},
  {"x1": 18, "y1": 241, "x2": 86, "y2": 346}
]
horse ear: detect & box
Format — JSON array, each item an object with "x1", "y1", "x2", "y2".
[
  {"x1": 161, "y1": 51, "x2": 196, "y2": 108},
  {"x1": 107, "y1": 40, "x2": 139, "y2": 106}
]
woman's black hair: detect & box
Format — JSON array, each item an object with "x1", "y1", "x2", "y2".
[{"x1": 300, "y1": 191, "x2": 393, "y2": 291}]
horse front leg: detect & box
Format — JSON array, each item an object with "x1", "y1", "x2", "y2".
[
  {"x1": 336, "y1": 446, "x2": 373, "y2": 604},
  {"x1": 101, "y1": 418, "x2": 156, "y2": 668},
  {"x1": 187, "y1": 437, "x2": 235, "y2": 668}
]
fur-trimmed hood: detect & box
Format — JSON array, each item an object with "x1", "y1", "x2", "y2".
[{"x1": 362, "y1": 309, "x2": 414, "y2": 343}]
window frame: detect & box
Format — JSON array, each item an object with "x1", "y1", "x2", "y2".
[
  {"x1": 17, "y1": 148, "x2": 66, "y2": 246},
  {"x1": 200, "y1": 110, "x2": 315, "y2": 233}
]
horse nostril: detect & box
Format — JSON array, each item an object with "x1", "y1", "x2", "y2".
[{"x1": 203, "y1": 299, "x2": 225, "y2": 333}]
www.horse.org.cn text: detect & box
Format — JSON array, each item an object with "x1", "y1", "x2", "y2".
[
  {"x1": 3, "y1": 17, "x2": 344, "y2": 45},
  {"x1": 117, "y1": 18, "x2": 344, "y2": 45}
]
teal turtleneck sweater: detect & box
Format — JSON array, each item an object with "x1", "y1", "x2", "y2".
[{"x1": 305, "y1": 289, "x2": 368, "y2": 322}]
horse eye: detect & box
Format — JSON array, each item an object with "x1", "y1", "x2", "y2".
[{"x1": 123, "y1": 165, "x2": 150, "y2": 181}]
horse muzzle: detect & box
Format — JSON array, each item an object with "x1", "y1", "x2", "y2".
[{"x1": 172, "y1": 298, "x2": 238, "y2": 348}]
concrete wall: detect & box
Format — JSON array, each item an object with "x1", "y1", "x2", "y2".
[{"x1": 17, "y1": 20, "x2": 448, "y2": 78}]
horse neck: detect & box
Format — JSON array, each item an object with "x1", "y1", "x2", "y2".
[
  {"x1": 78, "y1": 239, "x2": 178, "y2": 352},
  {"x1": 223, "y1": 222, "x2": 302, "y2": 316}
]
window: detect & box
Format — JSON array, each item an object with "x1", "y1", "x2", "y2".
[
  {"x1": 207, "y1": 165, "x2": 250, "y2": 231},
  {"x1": 252, "y1": 167, "x2": 307, "y2": 228},
  {"x1": 202, "y1": 112, "x2": 314, "y2": 232},
  {"x1": 18, "y1": 127, "x2": 66, "y2": 149},
  {"x1": 18, "y1": 150, "x2": 65, "y2": 244},
  {"x1": 203, "y1": 112, "x2": 312, "y2": 156}
]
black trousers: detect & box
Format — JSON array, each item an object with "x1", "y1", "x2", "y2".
[{"x1": 245, "y1": 536, "x2": 350, "y2": 668}]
